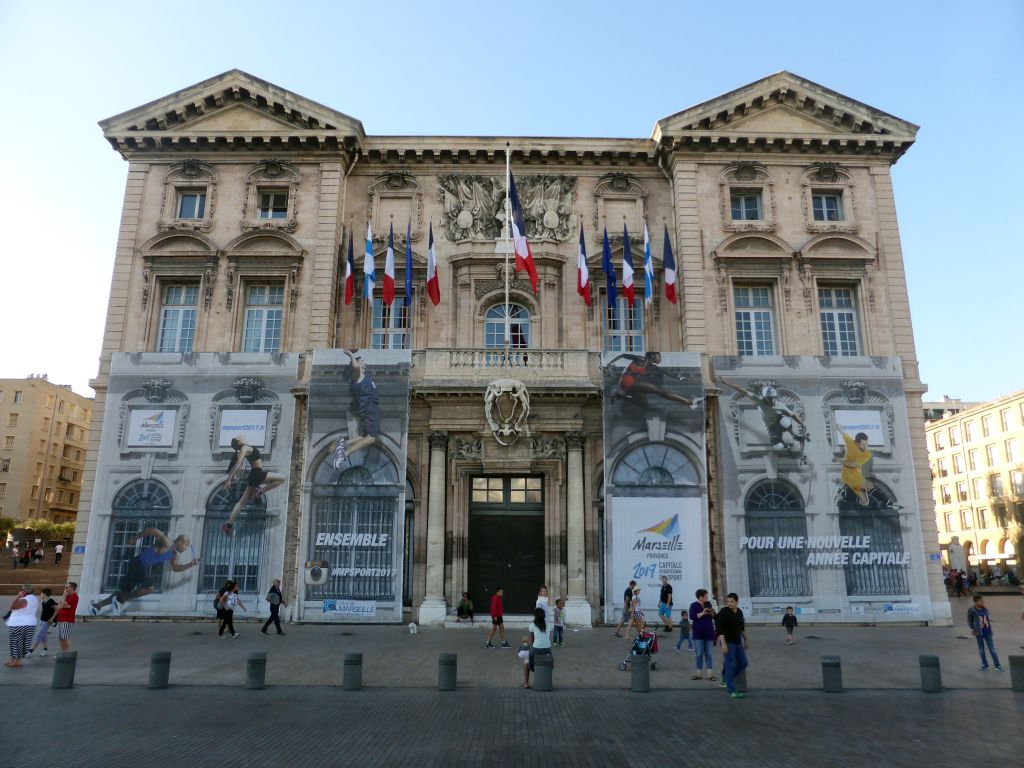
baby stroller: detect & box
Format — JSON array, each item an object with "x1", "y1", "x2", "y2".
[{"x1": 618, "y1": 629, "x2": 659, "y2": 671}]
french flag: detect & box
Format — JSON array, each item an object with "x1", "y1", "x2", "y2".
[
  {"x1": 426, "y1": 222, "x2": 440, "y2": 305},
  {"x1": 577, "y1": 224, "x2": 591, "y2": 306},
  {"x1": 363, "y1": 222, "x2": 375, "y2": 301},
  {"x1": 643, "y1": 222, "x2": 654, "y2": 307},
  {"x1": 509, "y1": 172, "x2": 538, "y2": 294},
  {"x1": 343, "y1": 234, "x2": 355, "y2": 305},
  {"x1": 621, "y1": 224, "x2": 635, "y2": 307},
  {"x1": 383, "y1": 223, "x2": 396, "y2": 305},
  {"x1": 663, "y1": 224, "x2": 677, "y2": 304}
]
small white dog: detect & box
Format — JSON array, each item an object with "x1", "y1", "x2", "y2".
[{"x1": 408, "y1": 621, "x2": 418, "y2": 635}]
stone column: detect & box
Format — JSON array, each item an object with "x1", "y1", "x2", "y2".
[
  {"x1": 564, "y1": 431, "x2": 592, "y2": 625},
  {"x1": 419, "y1": 431, "x2": 449, "y2": 624}
]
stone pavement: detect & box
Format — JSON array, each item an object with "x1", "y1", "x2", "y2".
[{"x1": 2, "y1": 594, "x2": 1023, "y2": 766}]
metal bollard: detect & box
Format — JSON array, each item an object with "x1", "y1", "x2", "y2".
[
  {"x1": 52, "y1": 651, "x2": 77, "y2": 689},
  {"x1": 630, "y1": 655, "x2": 650, "y2": 692},
  {"x1": 919, "y1": 655, "x2": 942, "y2": 693},
  {"x1": 246, "y1": 651, "x2": 267, "y2": 690},
  {"x1": 533, "y1": 653, "x2": 553, "y2": 692},
  {"x1": 343, "y1": 652, "x2": 363, "y2": 691},
  {"x1": 148, "y1": 651, "x2": 172, "y2": 689},
  {"x1": 438, "y1": 653, "x2": 457, "y2": 691},
  {"x1": 821, "y1": 655, "x2": 843, "y2": 693},
  {"x1": 1010, "y1": 656, "x2": 1024, "y2": 693}
]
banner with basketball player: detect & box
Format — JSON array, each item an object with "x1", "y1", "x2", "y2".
[
  {"x1": 301, "y1": 348, "x2": 412, "y2": 623},
  {"x1": 601, "y1": 351, "x2": 710, "y2": 623},
  {"x1": 712, "y1": 355, "x2": 937, "y2": 622}
]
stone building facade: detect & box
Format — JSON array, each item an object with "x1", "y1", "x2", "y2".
[{"x1": 70, "y1": 69, "x2": 951, "y2": 624}]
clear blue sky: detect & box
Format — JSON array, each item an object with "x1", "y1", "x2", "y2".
[{"x1": 0, "y1": 1, "x2": 1020, "y2": 400}]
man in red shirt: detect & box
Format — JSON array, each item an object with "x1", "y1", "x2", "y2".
[
  {"x1": 54, "y1": 581, "x2": 79, "y2": 651},
  {"x1": 485, "y1": 587, "x2": 511, "y2": 649}
]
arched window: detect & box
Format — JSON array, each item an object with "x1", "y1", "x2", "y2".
[
  {"x1": 837, "y1": 480, "x2": 909, "y2": 596},
  {"x1": 485, "y1": 304, "x2": 530, "y2": 349},
  {"x1": 744, "y1": 480, "x2": 811, "y2": 597},
  {"x1": 199, "y1": 482, "x2": 268, "y2": 594},
  {"x1": 612, "y1": 443, "x2": 698, "y2": 492},
  {"x1": 104, "y1": 479, "x2": 173, "y2": 593}
]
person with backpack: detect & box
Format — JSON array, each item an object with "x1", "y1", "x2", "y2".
[
  {"x1": 216, "y1": 581, "x2": 246, "y2": 638},
  {"x1": 260, "y1": 579, "x2": 287, "y2": 635},
  {"x1": 967, "y1": 595, "x2": 1003, "y2": 671}
]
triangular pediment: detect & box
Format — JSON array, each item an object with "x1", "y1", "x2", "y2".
[
  {"x1": 101, "y1": 69, "x2": 365, "y2": 153},
  {"x1": 654, "y1": 71, "x2": 918, "y2": 142}
]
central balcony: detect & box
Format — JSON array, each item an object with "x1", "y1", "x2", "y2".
[{"x1": 411, "y1": 348, "x2": 600, "y2": 392}]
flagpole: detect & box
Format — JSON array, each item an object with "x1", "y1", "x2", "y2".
[{"x1": 504, "y1": 141, "x2": 512, "y2": 364}]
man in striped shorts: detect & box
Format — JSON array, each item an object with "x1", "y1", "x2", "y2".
[{"x1": 54, "y1": 582, "x2": 79, "y2": 651}]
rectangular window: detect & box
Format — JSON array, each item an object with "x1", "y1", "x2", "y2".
[
  {"x1": 949, "y1": 426, "x2": 961, "y2": 446},
  {"x1": 31, "y1": 485, "x2": 39, "y2": 499},
  {"x1": 964, "y1": 421, "x2": 976, "y2": 442},
  {"x1": 158, "y1": 284, "x2": 199, "y2": 353},
  {"x1": 982, "y1": 415, "x2": 992, "y2": 437},
  {"x1": 940, "y1": 485, "x2": 951, "y2": 504},
  {"x1": 1007, "y1": 439, "x2": 1019, "y2": 463},
  {"x1": 7, "y1": 413, "x2": 17, "y2": 427},
  {"x1": 13, "y1": 391, "x2": 22, "y2": 404},
  {"x1": 0, "y1": 483, "x2": 5, "y2": 497},
  {"x1": 1012, "y1": 470, "x2": 1024, "y2": 496},
  {"x1": 200, "y1": 517, "x2": 266, "y2": 593},
  {"x1": 0, "y1": 458, "x2": 8, "y2": 472},
  {"x1": 734, "y1": 285, "x2": 775, "y2": 356},
  {"x1": 972, "y1": 477, "x2": 984, "y2": 500},
  {"x1": 72, "y1": 470, "x2": 79, "y2": 482},
  {"x1": 956, "y1": 481, "x2": 968, "y2": 502},
  {"x1": 968, "y1": 449, "x2": 979, "y2": 471},
  {"x1": 818, "y1": 286, "x2": 860, "y2": 356},
  {"x1": 936, "y1": 458, "x2": 948, "y2": 477},
  {"x1": 604, "y1": 298, "x2": 645, "y2": 353},
  {"x1": 69, "y1": 492, "x2": 76, "y2": 505},
  {"x1": 977, "y1": 508, "x2": 988, "y2": 528},
  {"x1": 370, "y1": 299, "x2": 410, "y2": 350},
  {"x1": 176, "y1": 189, "x2": 207, "y2": 219},
  {"x1": 730, "y1": 190, "x2": 762, "y2": 220},
  {"x1": 812, "y1": 192, "x2": 844, "y2": 221},
  {"x1": 961, "y1": 509, "x2": 973, "y2": 529},
  {"x1": 242, "y1": 284, "x2": 284, "y2": 353},
  {"x1": 57, "y1": 400, "x2": 64, "y2": 413},
  {"x1": 985, "y1": 444, "x2": 996, "y2": 467},
  {"x1": 999, "y1": 408, "x2": 1011, "y2": 431},
  {"x1": 258, "y1": 189, "x2": 289, "y2": 219},
  {"x1": 989, "y1": 474, "x2": 1004, "y2": 497},
  {"x1": 4, "y1": 437, "x2": 13, "y2": 450},
  {"x1": 933, "y1": 432, "x2": 945, "y2": 451},
  {"x1": 952, "y1": 454, "x2": 965, "y2": 474},
  {"x1": 943, "y1": 511, "x2": 955, "y2": 532}
]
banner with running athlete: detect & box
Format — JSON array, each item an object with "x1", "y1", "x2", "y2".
[
  {"x1": 301, "y1": 348, "x2": 411, "y2": 622},
  {"x1": 712, "y1": 355, "x2": 938, "y2": 623},
  {"x1": 601, "y1": 351, "x2": 710, "y2": 624}
]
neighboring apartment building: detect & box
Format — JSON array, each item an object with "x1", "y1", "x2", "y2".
[
  {"x1": 928, "y1": 390, "x2": 1023, "y2": 577},
  {"x1": 0, "y1": 375, "x2": 93, "y2": 524},
  {"x1": 70, "y1": 69, "x2": 951, "y2": 625}
]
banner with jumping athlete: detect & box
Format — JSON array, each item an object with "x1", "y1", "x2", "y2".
[
  {"x1": 601, "y1": 351, "x2": 710, "y2": 624},
  {"x1": 712, "y1": 355, "x2": 937, "y2": 622},
  {"x1": 301, "y1": 348, "x2": 411, "y2": 623}
]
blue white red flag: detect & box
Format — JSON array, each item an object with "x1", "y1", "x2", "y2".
[
  {"x1": 621, "y1": 224, "x2": 635, "y2": 307},
  {"x1": 363, "y1": 222, "x2": 375, "y2": 301},
  {"x1": 509, "y1": 172, "x2": 538, "y2": 294},
  {"x1": 383, "y1": 223, "x2": 396, "y2": 305},
  {"x1": 343, "y1": 234, "x2": 355, "y2": 305},
  {"x1": 426, "y1": 222, "x2": 440, "y2": 306},
  {"x1": 663, "y1": 224, "x2": 677, "y2": 304},
  {"x1": 577, "y1": 224, "x2": 591, "y2": 306}
]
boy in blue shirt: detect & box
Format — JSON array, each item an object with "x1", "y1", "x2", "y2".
[{"x1": 967, "y1": 595, "x2": 1003, "y2": 671}]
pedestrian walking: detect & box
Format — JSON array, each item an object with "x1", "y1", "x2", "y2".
[
  {"x1": 628, "y1": 587, "x2": 646, "y2": 639},
  {"x1": 716, "y1": 592, "x2": 749, "y2": 699},
  {"x1": 613, "y1": 580, "x2": 637, "y2": 638},
  {"x1": 552, "y1": 598, "x2": 566, "y2": 647},
  {"x1": 260, "y1": 579, "x2": 287, "y2": 635},
  {"x1": 523, "y1": 607, "x2": 552, "y2": 689},
  {"x1": 54, "y1": 543, "x2": 64, "y2": 565},
  {"x1": 658, "y1": 575, "x2": 674, "y2": 632},
  {"x1": 53, "y1": 582, "x2": 79, "y2": 652},
  {"x1": 217, "y1": 581, "x2": 246, "y2": 638},
  {"x1": 689, "y1": 589, "x2": 717, "y2": 681},
  {"x1": 517, "y1": 634, "x2": 531, "y2": 688},
  {"x1": 485, "y1": 587, "x2": 510, "y2": 648},
  {"x1": 967, "y1": 595, "x2": 1003, "y2": 671},
  {"x1": 782, "y1": 606, "x2": 798, "y2": 644},
  {"x1": 4, "y1": 585, "x2": 38, "y2": 668},
  {"x1": 674, "y1": 609, "x2": 692, "y2": 651},
  {"x1": 27, "y1": 588, "x2": 57, "y2": 658}
]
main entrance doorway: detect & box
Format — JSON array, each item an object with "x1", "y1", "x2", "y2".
[{"x1": 467, "y1": 476, "x2": 544, "y2": 614}]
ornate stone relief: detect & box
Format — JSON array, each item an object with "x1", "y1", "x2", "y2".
[
  {"x1": 474, "y1": 262, "x2": 534, "y2": 300},
  {"x1": 240, "y1": 159, "x2": 300, "y2": 233},
  {"x1": 450, "y1": 437, "x2": 482, "y2": 461},
  {"x1": 801, "y1": 163, "x2": 859, "y2": 234},
  {"x1": 368, "y1": 171, "x2": 424, "y2": 242},
  {"x1": 484, "y1": 379, "x2": 530, "y2": 446},
  {"x1": 718, "y1": 162, "x2": 777, "y2": 233},
  {"x1": 592, "y1": 173, "x2": 647, "y2": 243},
  {"x1": 157, "y1": 159, "x2": 217, "y2": 233},
  {"x1": 531, "y1": 436, "x2": 565, "y2": 459},
  {"x1": 437, "y1": 174, "x2": 578, "y2": 242}
]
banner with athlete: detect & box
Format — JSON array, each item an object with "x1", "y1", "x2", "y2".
[
  {"x1": 601, "y1": 351, "x2": 710, "y2": 624},
  {"x1": 301, "y1": 348, "x2": 411, "y2": 623},
  {"x1": 712, "y1": 355, "x2": 939, "y2": 623}
]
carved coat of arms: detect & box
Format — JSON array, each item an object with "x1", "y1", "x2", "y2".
[{"x1": 484, "y1": 379, "x2": 530, "y2": 446}]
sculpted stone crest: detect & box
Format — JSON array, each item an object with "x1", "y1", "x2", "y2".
[
  {"x1": 484, "y1": 379, "x2": 530, "y2": 446},
  {"x1": 437, "y1": 174, "x2": 577, "y2": 242}
]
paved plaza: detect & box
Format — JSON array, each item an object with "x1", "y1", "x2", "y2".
[{"x1": 2, "y1": 594, "x2": 1023, "y2": 765}]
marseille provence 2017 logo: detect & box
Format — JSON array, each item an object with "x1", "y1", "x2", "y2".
[{"x1": 633, "y1": 514, "x2": 684, "y2": 552}]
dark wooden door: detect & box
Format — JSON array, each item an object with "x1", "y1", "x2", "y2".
[{"x1": 468, "y1": 514, "x2": 544, "y2": 614}]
